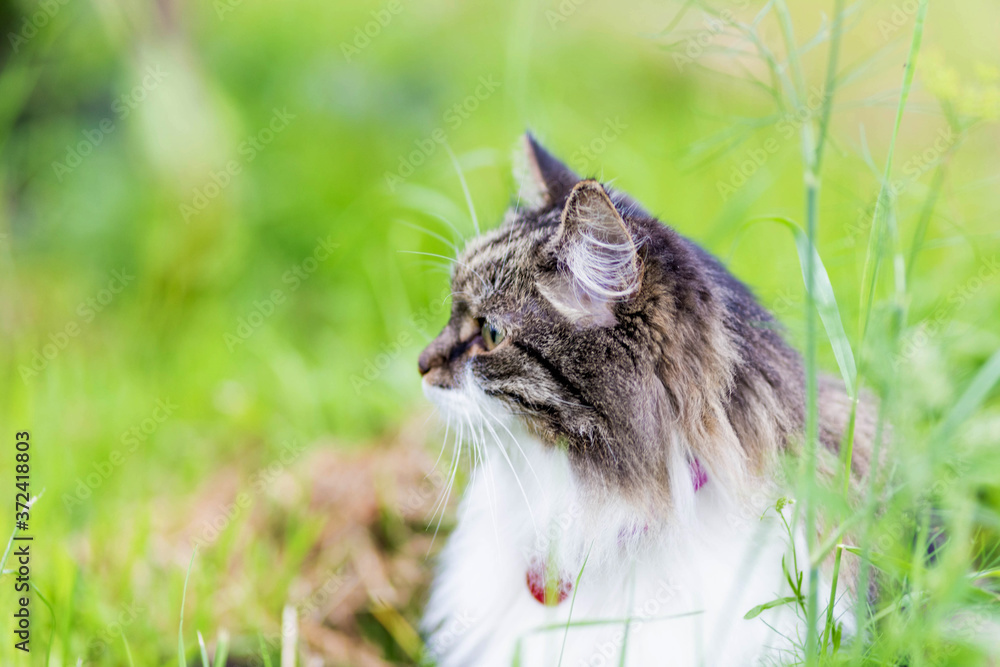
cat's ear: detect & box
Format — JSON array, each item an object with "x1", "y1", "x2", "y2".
[
  {"x1": 539, "y1": 180, "x2": 641, "y2": 326},
  {"x1": 513, "y1": 132, "x2": 579, "y2": 208}
]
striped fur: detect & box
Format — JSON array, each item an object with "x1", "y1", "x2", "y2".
[
  {"x1": 417, "y1": 135, "x2": 877, "y2": 664},
  {"x1": 420, "y1": 135, "x2": 873, "y2": 511}
]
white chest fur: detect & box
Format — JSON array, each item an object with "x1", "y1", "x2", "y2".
[{"x1": 421, "y1": 429, "x2": 845, "y2": 667}]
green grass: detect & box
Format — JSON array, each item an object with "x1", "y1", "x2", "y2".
[{"x1": 2, "y1": 0, "x2": 1000, "y2": 664}]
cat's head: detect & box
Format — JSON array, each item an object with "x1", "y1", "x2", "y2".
[{"x1": 418, "y1": 134, "x2": 801, "y2": 507}]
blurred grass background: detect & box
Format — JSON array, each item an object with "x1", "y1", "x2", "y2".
[{"x1": 1, "y1": 0, "x2": 1000, "y2": 664}]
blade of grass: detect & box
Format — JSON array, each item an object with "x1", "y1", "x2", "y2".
[
  {"x1": 772, "y1": 1, "x2": 830, "y2": 659},
  {"x1": 931, "y1": 348, "x2": 1000, "y2": 447},
  {"x1": 213, "y1": 630, "x2": 230, "y2": 667},
  {"x1": 904, "y1": 148, "x2": 957, "y2": 288},
  {"x1": 618, "y1": 563, "x2": 636, "y2": 667},
  {"x1": 122, "y1": 633, "x2": 135, "y2": 667},
  {"x1": 258, "y1": 633, "x2": 274, "y2": 667},
  {"x1": 526, "y1": 610, "x2": 704, "y2": 635},
  {"x1": 198, "y1": 631, "x2": 210, "y2": 667},
  {"x1": 658, "y1": 0, "x2": 696, "y2": 38},
  {"x1": 814, "y1": 0, "x2": 846, "y2": 171},
  {"x1": 851, "y1": 3, "x2": 930, "y2": 654},
  {"x1": 29, "y1": 581, "x2": 55, "y2": 667},
  {"x1": 0, "y1": 524, "x2": 17, "y2": 575},
  {"x1": 0, "y1": 492, "x2": 42, "y2": 573},
  {"x1": 821, "y1": 545, "x2": 845, "y2": 652},
  {"x1": 840, "y1": 405, "x2": 859, "y2": 496},
  {"x1": 557, "y1": 548, "x2": 591, "y2": 667},
  {"x1": 856, "y1": 0, "x2": 929, "y2": 344},
  {"x1": 369, "y1": 599, "x2": 424, "y2": 661},
  {"x1": 744, "y1": 596, "x2": 800, "y2": 620},
  {"x1": 178, "y1": 548, "x2": 198, "y2": 667},
  {"x1": 738, "y1": 216, "x2": 857, "y2": 396}
]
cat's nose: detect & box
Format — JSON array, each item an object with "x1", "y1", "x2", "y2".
[
  {"x1": 417, "y1": 347, "x2": 441, "y2": 376},
  {"x1": 420, "y1": 326, "x2": 462, "y2": 377},
  {"x1": 418, "y1": 331, "x2": 453, "y2": 376}
]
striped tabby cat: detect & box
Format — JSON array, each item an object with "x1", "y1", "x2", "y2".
[{"x1": 417, "y1": 134, "x2": 874, "y2": 666}]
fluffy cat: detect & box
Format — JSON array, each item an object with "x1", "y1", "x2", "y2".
[{"x1": 417, "y1": 134, "x2": 874, "y2": 666}]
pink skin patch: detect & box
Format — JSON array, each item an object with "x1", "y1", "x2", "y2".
[
  {"x1": 526, "y1": 559, "x2": 572, "y2": 606},
  {"x1": 617, "y1": 521, "x2": 649, "y2": 547},
  {"x1": 691, "y1": 458, "x2": 708, "y2": 491}
]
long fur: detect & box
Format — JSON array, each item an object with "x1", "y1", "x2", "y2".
[{"x1": 416, "y1": 133, "x2": 876, "y2": 665}]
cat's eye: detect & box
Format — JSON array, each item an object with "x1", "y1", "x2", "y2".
[{"x1": 481, "y1": 320, "x2": 505, "y2": 351}]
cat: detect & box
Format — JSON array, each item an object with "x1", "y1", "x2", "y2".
[{"x1": 417, "y1": 134, "x2": 875, "y2": 666}]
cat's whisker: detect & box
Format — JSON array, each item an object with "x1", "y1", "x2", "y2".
[
  {"x1": 499, "y1": 164, "x2": 529, "y2": 280},
  {"x1": 411, "y1": 258, "x2": 452, "y2": 270},
  {"x1": 479, "y1": 410, "x2": 537, "y2": 532},
  {"x1": 512, "y1": 145, "x2": 528, "y2": 218},
  {"x1": 428, "y1": 419, "x2": 461, "y2": 527},
  {"x1": 397, "y1": 250, "x2": 490, "y2": 292},
  {"x1": 420, "y1": 407, "x2": 439, "y2": 429},
  {"x1": 443, "y1": 142, "x2": 480, "y2": 235},
  {"x1": 425, "y1": 461, "x2": 450, "y2": 533},
  {"x1": 395, "y1": 218, "x2": 459, "y2": 254},
  {"x1": 483, "y1": 441, "x2": 501, "y2": 534},
  {"x1": 480, "y1": 402, "x2": 543, "y2": 491},
  {"x1": 460, "y1": 412, "x2": 498, "y2": 545},
  {"x1": 444, "y1": 290, "x2": 470, "y2": 304},
  {"x1": 428, "y1": 417, "x2": 452, "y2": 478},
  {"x1": 428, "y1": 424, "x2": 462, "y2": 554},
  {"x1": 426, "y1": 432, "x2": 449, "y2": 525},
  {"x1": 544, "y1": 393, "x2": 588, "y2": 412},
  {"x1": 426, "y1": 212, "x2": 466, "y2": 246},
  {"x1": 397, "y1": 249, "x2": 458, "y2": 264},
  {"x1": 472, "y1": 415, "x2": 503, "y2": 548},
  {"x1": 594, "y1": 431, "x2": 621, "y2": 470},
  {"x1": 475, "y1": 438, "x2": 499, "y2": 545}
]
